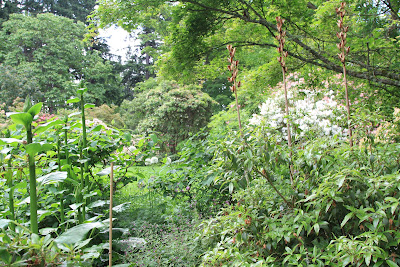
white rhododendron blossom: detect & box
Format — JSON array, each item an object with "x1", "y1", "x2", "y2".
[
  {"x1": 249, "y1": 84, "x2": 347, "y2": 140},
  {"x1": 145, "y1": 156, "x2": 159, "y2": 165}
]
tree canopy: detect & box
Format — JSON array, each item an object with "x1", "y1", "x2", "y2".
[
  {"x1": 0, "y1": 13, "x2": 123, "y2": 110},
  {"x1": 93, "y1": 0, "x2": 400, "y2": 95}
]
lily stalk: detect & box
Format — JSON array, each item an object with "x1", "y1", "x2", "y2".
[
  {"x1": 336, "y1": 2, "x2": 353, "y2": 147},
  {"x1": 276, "y1": 16, "x2": 294, "y2": 185}
]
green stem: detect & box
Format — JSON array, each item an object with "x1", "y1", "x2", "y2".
[
  {"x1": 57, "y1": 132, "x2": 65, "y2": 230},
  {"x1": 80, "y1": 93, "x2": 90, "y2": 215},
  {"x1": 7, "y1": 159, "x2": 15, "y2": 231},
  {"x1": 79, "y1": 149, "x2": 85, "y2": 223},
  {"x1": 27, "y1": 126, "x2": 38, "y2": 234}
]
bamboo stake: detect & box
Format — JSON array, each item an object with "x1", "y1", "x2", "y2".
[{"x1": 109, "y1": 162, "x2": 114, "y2": 267}]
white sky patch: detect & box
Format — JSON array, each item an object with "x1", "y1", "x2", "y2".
[{"x1": 98, "y1": 26, "x2": 140, "y2": 62}]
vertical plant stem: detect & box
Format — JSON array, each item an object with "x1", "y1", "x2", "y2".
[
  {"x1": 276, "y1": 16, "x2": 294, "y2": 185},
  {"x1": 57, "y1": 132, "x2": 65, "y2": 230},
  {"x1": 234, "y1": 88, "x2": 243, "y2": 135},
  {"x1": 27, "y1": 126, "x2": 38, "y2": 234},
  {"x1": 79, "y1": 149, "x2": 85, "y2": 223},
  {"x1": 227, "y1": 45, "x2": 243, "y2": 137},
  {"x1": 80, "y1": 92, "x2": 90, "y2": 216},
  {"x1": 343, "y1": 59, "x2": 352, "y2": 147},
  {"x1": 109, "y1": 162, "x2": 114, "y2": 267},
  {"x1": 80, "y1": 93, "x2": 88, "y2": 180},
  {"x1": 7, "y1": 158, "x2": 15, "y2": 231},
  {"x1": 282, "y1": 66, "x2": 294, "y2": 185},
  {"x1": 336, "y1": 2, "x2": 352, "y2": 147}
]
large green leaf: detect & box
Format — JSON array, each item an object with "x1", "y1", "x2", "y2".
[
  {"x1": 10, "y1": 112, "x2": 33, "y2": 129},
  {"x1": 0, "y1": 219, "x2": 11, "y2": 229},
  {"x1": 37, "y1": 171, "x2": 68, "y2": 185},
  {"x1": 0, "y1": 138, "x2": 23, "y2": 145},
  {"x1": 76, "y1": 88, "x2": 88, "y2": 95},
  {"x1": 66, "y1": 97, "x2": 80, "y2": 104},
  {"x1": 26, "y1": 142, "x2": 54, "y2": 156},
  {"x1": 54, "y1": 221, "x2": 105, "y2": 246},
  {"x1": 27, "y1": 102, "x2": 43, "y2": 117},
  {"x1": 35, "y1": 119, "x2": 63, "y2": 134},
  {"x1": 84, "y1": 103, "x2": 95, "y2": 109}
]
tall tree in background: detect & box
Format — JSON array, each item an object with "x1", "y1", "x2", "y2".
[
  {"x1": 0, "y1": 0, "x2": 96, "y2": 22},
  {"x1": 0, "y1": 13, "x2": 123, "y2": 110}
]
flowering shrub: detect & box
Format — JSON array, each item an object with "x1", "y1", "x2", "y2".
[{"x1": 249, "y1": 75, "x2": 347, "y2": 141}]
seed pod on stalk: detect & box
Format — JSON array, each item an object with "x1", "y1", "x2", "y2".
[{"x1": 275, "y1": 16, "x2": 294, "y2": 185}]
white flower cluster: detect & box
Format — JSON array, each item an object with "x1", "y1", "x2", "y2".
[{"x1": 249, "y1": 88, "x2": 346, "y2": 140}]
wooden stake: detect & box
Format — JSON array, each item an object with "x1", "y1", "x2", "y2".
[{"x1": 109, "y1": 162, "x2": 114, "y2": 267}]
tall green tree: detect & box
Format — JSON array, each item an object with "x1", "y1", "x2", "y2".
[
  {"x1": 1, "y1": 0, "x2": 96, "y2": 22},
  {"x1": 120, "y1": 78, "x2": 216, "y2": 153},
  {"x1": 0, "y1": 13, "x2": 123, "y2": 110}
]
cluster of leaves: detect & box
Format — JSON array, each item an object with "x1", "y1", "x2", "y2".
[
  {"x1": 119, "y1": 79, "x2": 216, "y2": 153},
  {"x1": 0, "y1": 91, "x2": 160, "y2": 265}
]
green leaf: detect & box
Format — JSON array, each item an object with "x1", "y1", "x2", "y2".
[
  {"x1": 0, "y1": 219, "x2": 11, "y2": 229},
  {"x1": 10, "y1": 112, "x2": 33, "y2": 129},
  {"x1": 341, "y1": 212, "x2": 354, "y2": 228},
  {"x1": 84, "y1": 103, "x2": 95, "y2": 109},
  {"x1": 25, "y1": 142, "x2": 54, "y2": 156},
  {"x1": 68, "y1": 111, "x2": 81, "y2": 117},
  {"x1": 23, "y1": 96, "x2": 32, "y2": 112},
  {"x1": 77, "y1": 88, "x2": 88, "y2": 95},
  {"x1": 67, "y1": 97, "x2": 80, "y2": 104},
  {"x1": 313, "y1": 223, "x2": 320, "y2": 235},
  {"x1": 55, "y1": 222, "x2": 105, "y2": 248},
  {"x1": 229, "y1": 182, "x2": 234, "y2": 194},
  {"x1": 0, "y1": 138, "x2": 23, "y2": 145},
  {"x1": 35, "y1": 119, "x2": 63, "y2": 134},
  {"x1": 37, "y1": 171, "x2": 68, "y2": 185},
  {"x1": 27, "y1": 103, "x2": 43, "y2": 117},
  {"x1": 386, "y1": 260, "x2": 399, "y2": 267}
]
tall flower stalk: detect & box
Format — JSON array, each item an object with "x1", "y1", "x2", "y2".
[
  {"x1": 276, "y1": 16, "x2": 294, "y2": 184},
  {"x1": 336, "y1": 2, "x2": 352, "y2": 147},
  {"x1": 227, "y1": 45, "x2": 243, "y2": 136},
  {"x1": 10, "y1": 97, "x2": 43, "y2": 234}
]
